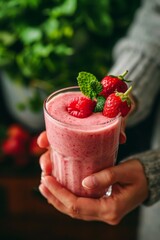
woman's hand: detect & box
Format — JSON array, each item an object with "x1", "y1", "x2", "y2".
[{"x1": 38, "y1": 132, "x2": 148, "y2": 225}]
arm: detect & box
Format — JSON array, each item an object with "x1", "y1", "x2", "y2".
[
  {"x1": 109, "y1": 0, "x2": 160, "y2": 126},
  {"x1": 122, "y1": 150, "x2": 160, "y2": 206}
]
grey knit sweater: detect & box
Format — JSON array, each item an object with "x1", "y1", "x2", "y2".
[{"x1": 110, "y1": 0, "x2": 160, "y2": 206}]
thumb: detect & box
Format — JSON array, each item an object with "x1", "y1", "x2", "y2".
[
  {"x1": 82, "y1": 168, "x2": 118, "y2": 190},
  {"x1": 37, "y1": 131, "x2": 49, "y2": 148},
  {"x1": 82, "y1": 161, "x2": 133, "y2": 190}
]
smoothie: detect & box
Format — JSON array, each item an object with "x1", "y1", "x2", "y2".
[{"x1": 44, "y1": 86, "x2": 121, "y2": 198}]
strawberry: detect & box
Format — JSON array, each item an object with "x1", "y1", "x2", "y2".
[
  {"x1": 67, "y1": 97, "x2": 96, "y2": 118},
  {"x1": 103, "y1": 87, "x2": 132, "y2": 118},
  {"x1": 100, "y1": 70, "x2": 130, "y2": 98},
  {"x1": 7, "y1": 124, "x2": 30, "y2": 143},
  {"x1": 2, "y1": 137, "x2": 26, "y2": 156}
]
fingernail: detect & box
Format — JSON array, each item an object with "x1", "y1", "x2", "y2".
[{"x1": 82, "y1": 175, "x2": 98, "y2": 189}]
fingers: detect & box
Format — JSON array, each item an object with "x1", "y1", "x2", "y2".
[
  {"x1": 82, "y1": 161, "x2": 137, "y2": 190},
  {"x1": 39, "y1": 175, "x2": 107, "y2": 221},
  {"x1": 39, "y1": 176, "x2": 80, "y2": 219},
  {"x1": 38, "y1": 131, "x2": 51, "y2": 175},
  {"x1": 41, "y1": 176, "x2": 77, "y2": 207},
  {"x1": 39, "y1": 175, "x2": 124, "y2": 224},
  {"x1": 39, "y1": 150, "x2": 52, "y2": 175},
  {"x1": 39, "y1": 183, "x2": 67, "y2": 214},
  {"x1": 82, "y1": 168, "x2": 117, "y2": 190},
  {"x1": 38, "y1": 160, "x2": 148, "y2": 225},
  {"x1": 37, "y1": 131, "x2": 49, "y2": 148}
]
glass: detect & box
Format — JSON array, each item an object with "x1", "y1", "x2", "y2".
[{"x1": 43, "y1": 86, "x2": 121, "y2": 198}]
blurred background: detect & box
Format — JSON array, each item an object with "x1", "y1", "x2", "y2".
[{"x1": 0, "y1": 0, "x2": 153, "y2": 239}]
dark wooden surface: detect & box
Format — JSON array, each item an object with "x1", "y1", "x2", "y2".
[{"x1": 0, "y1": 173, "x2": 140, "y2": 240}]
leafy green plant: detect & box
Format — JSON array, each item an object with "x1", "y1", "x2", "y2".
[{"x1": 0, "y1": 0, "x2": 140, "y2": 111}]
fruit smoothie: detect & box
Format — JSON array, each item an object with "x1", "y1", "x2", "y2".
[{"x1": 44, "y1": 86, "x2": 121, "y2": 198}]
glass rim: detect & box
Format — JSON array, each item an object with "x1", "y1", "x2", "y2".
[{"x1": 43, "y1": 86, "x2": 121, "y2": 128}]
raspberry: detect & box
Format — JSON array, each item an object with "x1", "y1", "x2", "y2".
[{"x1": 67, "y1": 97, "x2": 96, "y2": 118}]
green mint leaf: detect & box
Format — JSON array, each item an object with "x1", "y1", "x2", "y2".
[
  {"x1": 94, "y1": 96, "x2": 106, "y2": 112},
  {"x1": 77, "y1": 71, "x2": 102, "y2": 99}
]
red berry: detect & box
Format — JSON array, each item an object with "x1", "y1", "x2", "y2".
[
  {"x1": 2, "y1": 137, "x2": 26, "y2": 156},
  {"x1": 100, "y1": 71, "x2": 129, "y2": 98},
  {"x1": 67, "y1": 97, "x2": 96, "y2": 118},
  {"x1": 7, "y1": 124, "x2": 30, "y2": 143},
  {"x1": 103, "y1": 87, "x2": 132, "y2": 118}
]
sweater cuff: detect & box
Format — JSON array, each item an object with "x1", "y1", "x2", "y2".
[
  {"x1": 109, "y1": 48, "x2": 160, "y2": 127},
  {"x1": 122, "y1": 150, "x2": 160, "y2": 206}
]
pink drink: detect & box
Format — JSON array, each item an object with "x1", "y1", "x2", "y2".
[{"x1": 44, "y1": 87, "x2": 121, "y2": 198}]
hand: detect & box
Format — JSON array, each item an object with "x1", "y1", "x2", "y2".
[{"x1": 38, "y1": 132, "x2": 148, "y2": 225}]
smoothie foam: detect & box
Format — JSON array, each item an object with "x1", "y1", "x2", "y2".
[{"x1": 44, "y1": 87, "x2": 121, "y2": 198}]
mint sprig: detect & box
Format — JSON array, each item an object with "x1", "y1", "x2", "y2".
[
  {"x1": 77, "y1": 71, "x2": 102, "y2": 99},
  {"x1": 94, "y1": 96, "x2": 106, "y2": 112}
]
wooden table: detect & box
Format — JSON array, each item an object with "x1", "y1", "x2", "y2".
[{"x1": 0, "y1": 168, "x2": 139, "y2": 240}]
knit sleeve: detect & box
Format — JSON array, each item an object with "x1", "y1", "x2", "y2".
[
  {"x1": 109, "y1": 0, "x2": 160, "y2": 126},
  {"x1": 122, "y1": 150, "x2": 160, "y2": 206}
]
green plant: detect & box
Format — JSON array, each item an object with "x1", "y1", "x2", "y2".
[{"x1": 0, "y1": 0, "x2": 140, "y2": 110}]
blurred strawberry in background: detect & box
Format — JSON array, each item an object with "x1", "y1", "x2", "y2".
[
  {"x1": 2, "y1": 137, "x2": 26, "y2": 156},
  {"x1": 7, "y1": 124, "x2": 30, "y2": 143},
  {"x1": 0, "y1": 123, "x2": 46, "y2": 168}
]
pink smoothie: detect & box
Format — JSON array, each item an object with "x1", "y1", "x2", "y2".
[{"x1": 44, "y1": 87, "x2": 121, "y2": 198}]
